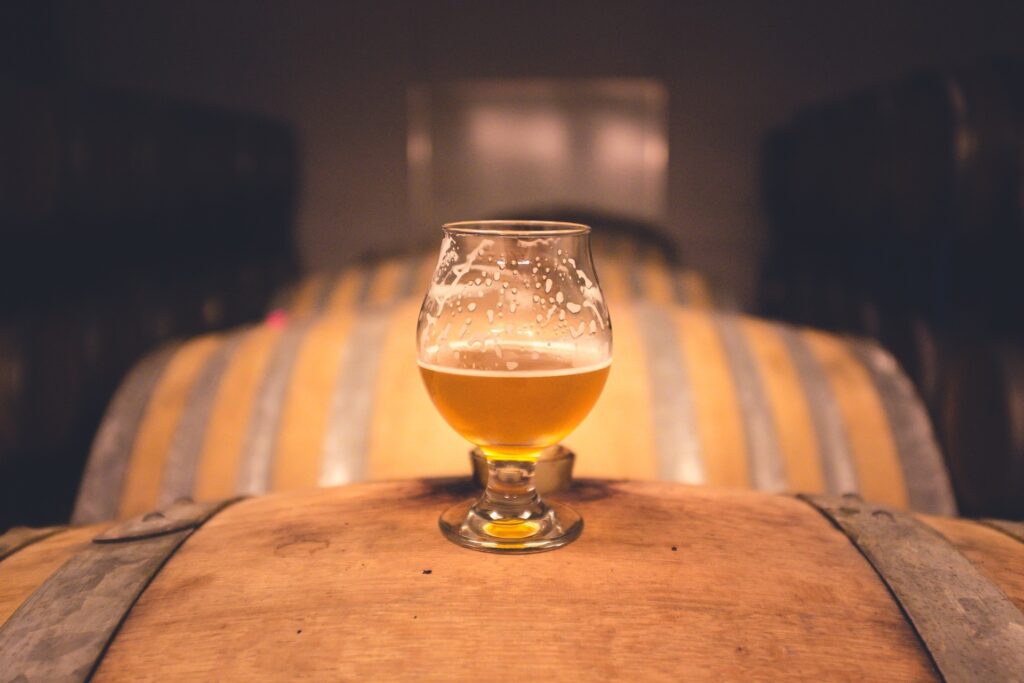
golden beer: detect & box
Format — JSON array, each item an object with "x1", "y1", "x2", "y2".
[
  {"x1": 420, "y1": 219, "x2": 609, "y2": 551},
  {"x1": 419, "y1": 355, "x2": 610, "y2": 459}
]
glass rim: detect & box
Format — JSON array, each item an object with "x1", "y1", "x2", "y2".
[{"x1": 442, "y1": 220, "x2": 591, "y2": 236}]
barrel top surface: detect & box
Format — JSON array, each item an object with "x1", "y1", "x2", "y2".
[{"x1": 93, "y1": 479, "x2": 943, "y2": 681}]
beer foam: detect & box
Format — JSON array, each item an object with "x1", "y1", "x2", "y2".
[{"x1": 417, "y1": 357, "x2": 611, "y2": 378}]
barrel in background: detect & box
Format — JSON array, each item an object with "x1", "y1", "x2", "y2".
[
  {"x1": 0, "y1": 86, "x2": 299, "y2": 530},
  {"x1": 761, "y1": 57, "x2": 1024, "y2": 519},
  {"x1": 72, "y1": 269, "x2": 955, "y2": 523}
]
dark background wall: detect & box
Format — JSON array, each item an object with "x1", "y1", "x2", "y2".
[{"x1": 44, "y1": 0, "x2": 1024, "y2": 306}]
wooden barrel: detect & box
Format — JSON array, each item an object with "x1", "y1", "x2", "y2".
[
  {"x1": 764, "y1": 58, "x2": 1024, "y2": 241},
  {"x1": 3, "y1": 481, "x2": 1023, "y2": 681},
  {"x1": 270, "y1": 238, "x2": 731, "y2": 318},
  {"x1": 935, "y1": 338, "x2": 1024, "y2": 519},
  {"x1": 73, "y1": 291, "x2": 955, "y2": 523}
]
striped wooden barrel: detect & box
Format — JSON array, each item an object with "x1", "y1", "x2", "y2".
[
  {"x1": 73, "y1": 293, "x2": 955, "y2": 523},
  {"x1": 271, "y1": 239, "x2": 730, "y2": 318},
  {"x1": 3, "y1": 481, "x2": 1023, "y2": 681}
]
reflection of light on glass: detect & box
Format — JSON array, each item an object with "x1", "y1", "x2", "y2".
[{"x1": 468, "y1": 107, "x2": 569, "y2": 163}]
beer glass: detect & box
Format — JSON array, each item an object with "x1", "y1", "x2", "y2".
[{"x1": 418, "y1": 220, "x2": 612, "y2": 552}]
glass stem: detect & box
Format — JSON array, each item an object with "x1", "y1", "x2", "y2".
[{"x1": 479, "y1": 458, "x2": 548, "y2": 521}]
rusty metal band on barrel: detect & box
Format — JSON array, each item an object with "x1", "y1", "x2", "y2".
[
  {"x1": 0, "y1": 497, "x2": 244, "y2": 682},
  {"x1": 798, "y1": 493, "x2": 1024, "y2": 682}
]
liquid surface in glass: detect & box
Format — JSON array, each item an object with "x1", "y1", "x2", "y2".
[{"x1": 419, "y1": 349, "x2": 610, "y2": 459}]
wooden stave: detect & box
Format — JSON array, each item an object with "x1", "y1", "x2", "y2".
[
  {"x1": 756, "y1": 278, "x2": 1024, "y2": 521},
  {"x1": 270, "y1": 239, "x2": 727, "y2": 318},
  {"x1": 72, "y1": 290, "x2": 955, "y2": 523},
  {"x1": 3, "y1": 481, "x2": 1024, "y2": 681}
]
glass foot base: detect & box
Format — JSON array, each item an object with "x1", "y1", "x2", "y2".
[{"x1": 439, "y1": 498, "x2": 583, "y2": 554}]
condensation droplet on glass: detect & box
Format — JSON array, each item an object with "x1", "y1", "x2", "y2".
[
  {"x1": 467, "y1": 302, "x2": 477, "y2": 312},
  {"x1": 532, "y1": 267, "x2": 538, "y2": 274},
  {"x1": 566, "y1": 302, "x2": 582, "y2": 313},
  {"x1": 506, "y1": 361, "x2": 518, "y2": 370},
  {"x1": 509, "y1": 302, "x2": 517, "y2": 313},
  {"x1": 558, "y1": 309, "x2": 566, "y2": 321},
  {"x1": 544, "y1": 278, "x2": 553, "y2": 293},
  {"x1": 511, "y1": 287, "x2": 517, "y2": 294},
  {"x1": 474, "y1": 278, "x2": 482, "y2": 285},
  {"x1": 535, "y1": 314, "x2": 543, "y2": 323},
  {"x1": 555, "y1": 291, "x2": 564, "y2": 303},
  {"x1": 486, "y1": 309, "x2": 494, "y2": 323},
  {"x1": 484, "y1": 278, "x2": 491, "y2": 286},
  {"x1": 502, "y1": 282, "x2": 509, "y2": 289}
]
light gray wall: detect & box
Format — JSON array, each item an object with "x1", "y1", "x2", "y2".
[{"x1": 57, "y1": 0, "x2": 1024, "y2": 306}]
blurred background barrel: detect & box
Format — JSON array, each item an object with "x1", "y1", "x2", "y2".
[
  {"x1": 72, "y1": 252, "x2": 955, "y2": 523},
  {"x1": 761, "y1": 57, "x2": 1024, "y2": 518},
  {"x1": 934, "y1": 337, "x2": 1024, "y2": 518},
  {"x1": 0, "y1": 85, "x2": 298, "y2": 530}
]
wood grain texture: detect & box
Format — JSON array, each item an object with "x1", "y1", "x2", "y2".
[
  {"x1": 803, "y1": 495, "x2": 1024, "y2": 682},
  {"x1": 0, "y1": 525, "x2": 103, "y2": 625},
  {"x1": 922, "y1": 515, "x2": 1024, "y2": 613},
  {"x1": 0, "y1": 499, "x2": 242, "y2": 683},
  {"x1": 0, "y1": 526, "x2": 65, "y2": 562},
  {"x1": 92, "y1": 481, "x2": 941, "y2": 682}
]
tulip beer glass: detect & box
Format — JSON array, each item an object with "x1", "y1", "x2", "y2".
[{"x1": 417, "y1": 221, "x2": 612, "y2": 552}]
